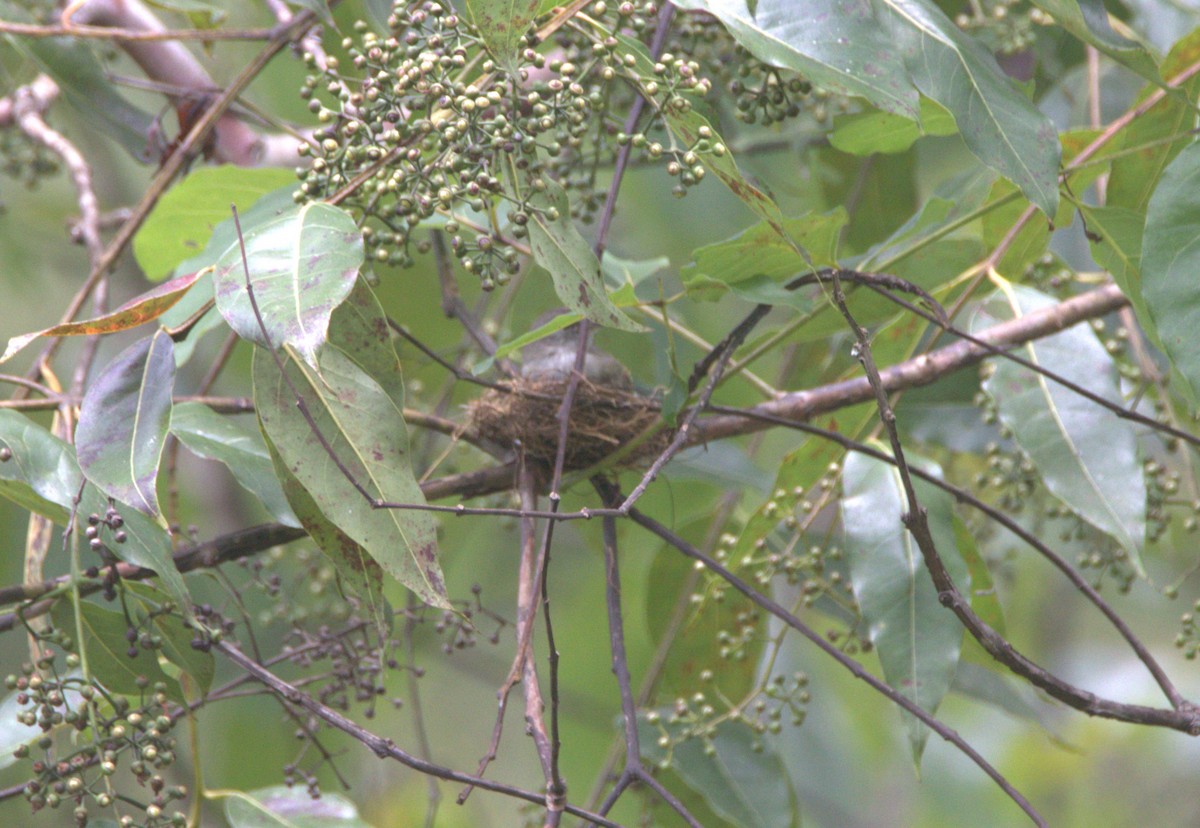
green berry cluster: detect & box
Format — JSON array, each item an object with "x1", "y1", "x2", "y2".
[
  {"x1": 974, "y1": 439, "x2": 1039, "y2": 514},
  {"x1": 8, "y1": 644, "x2": 187, "y2": 828},
  {"x1": 955, "y1": 0, "x2": 1047, "y2": 56},
  {"x1": 642, "y1": 668, "x2": 810, "y2": 761},
  {"x1": 296, "y1": 0, "x2": 679, "y2": 289},
  {"x1": 1174, "y1": 602, "x2": 1200, "y2": 660},
  {"x1": 0, "y1": 128, "x2": 59, "y2": 191},
  {"x1": 296, "y1": 1, "x2": 816, "y2": 289}
]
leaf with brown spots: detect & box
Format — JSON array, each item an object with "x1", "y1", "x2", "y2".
[
  {"x1": 253, "y1": 329, "x2": 447, "y2": 608},
  {"x1": 525, "y1": 177, "x2": 644, "y2": 332},
  {"x1": 1, "y1": 269, "x2": 204, "y2": 364},
  {"x1": 465, "y1": 0, "x2": 541, "y2": 70}
]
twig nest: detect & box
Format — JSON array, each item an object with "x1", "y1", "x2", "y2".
[{"x1": 466, "y1": 379, "x2": 668, "y2": 470}]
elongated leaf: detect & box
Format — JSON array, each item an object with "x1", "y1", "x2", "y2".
[
  {"x1": 170, "y1": 402, "x2": 299, "y2": 528},
  {"x1": 267, "y1": 440, "x2": 390, "y2": 635},
  {"x1": 1080, "y1": 204, "x2": 1158, "y2": 347},
  {"x1": 465, "y1": 0, "x2": 539, "y2": 70},
  {"x1": 213, "y1": 202, "x2": 363, "y2": 367},
  {"x1": 525, "y1": 177, "x2": 643, "y2": 331},
  {"x1": 283, "y1": 0, "x2": 335, "y2": 25},
  {"x1": 682, "y1": 210, "x2": 846, "y2": 305},
  {"x1": 1029, "y1": 0, "x2": 1159, "y2": 84},
  {"x1": 0, "y1": 410, "x2": 81, "y2": 523},
  {"x1": 679, "y1": 0, "x2": 1060, "y2": 216},
  {"x1": 124, "y1": 583, "x2": 214, "y2": 695},
  {"x1": 675, "y1": 0, "x2": 919, "y2": 118},
  {"x1": 1, "y1": 270, "x2": 205, "y2": 364},
  {"x1": 617, "y1": 35, "x2": 808, "y2": 257},
  {"x1": 842, "y1": 447, "x2": 967, "y2": 763},
  {"x1": 641, "y1": 718, "x2": 798, "y2": 828},
  {"x1": 222, "y1": 785, "x2": 372, "y2": 828},
  {"x1": 1142, "y1": 141, "x2": 1200, "y2": 403},
  {"x1": 883, "y1": 0, "x2": 1060, "y2": 216},
  {"x1": 1107, "y1": 30, "x2": 1200, "y2": 213},
  {"x1": 51, "y1": 599, "x2": 184, "y2": 703},
  {"x1": 144, "y1": 0, "x2": 226, "y2": 29},
  {"x1": 830, "y1": 96, "x2": 958, "y2": 156},
  {"x1": 77, "y1": 331, "x2": 175, "y2": 519},
  {"x1": 971, "y1": 282, "x2": 1146, "y2": 573},
  {"x1": 134, "y1": 166, "x2": 295, "y2": 281},
  {"x1": 254, "y1": 345, "x2": 448, "y2": 608},
  {"x1": 0, "y1": 412, "x2": 189, "y2": 610}
]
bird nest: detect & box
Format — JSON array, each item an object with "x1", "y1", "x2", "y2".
[{"x1": 466, "y1": 379, "x2": 669, "y2": 471}]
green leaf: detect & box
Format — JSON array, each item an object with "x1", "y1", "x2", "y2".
[
  {"x1": 601, "y1": 253, "x2": 670, "y2": 288},
  {"x1": 124, "y1": 583, "x2": 214, "y2": 695},
  {"x1": 1107, "y1": 29, "x2": 1200, "y2": 213},
  {"x1": 76, "y1": 331, "x2": 175, "y2": 520},
  {"x1": 1142, "y1": 141, "x2": 1200, "y2": 404},
  {"x1": 1079, "y1": 204, "x2": 1157, "y2": 347},
  {"x1": 1, "y1": 270, "x2": 205, "y2": 364},
  {"x1": 679, "y1": 0, "x2": 1061, "y2": 215},
  {"x1": 830, "y1": 96, "x2": 958, "y2": 156},
  {"x1": 1028, "y1": 0, "x2": 1160, "y2": 85},
  {"x1": 52, "y1": 598, "x2": 183, "y2": 703},
  {"x1": 883, "y1": 0, "x2": 1060, "y2": 216},
  {"x1": 641, "y1": 718, "x2": 798, "y2": 828},
  {"x1": 134, "y1": 166, "x2": 296, "y2": 281},
  {"x1": 253, "y1": 345, "x2": 448, "y2": 609},
  {"x1": 464, "y1": 0, "x2": 540, "y2": 70},
  {"x1": 221, "y1": 785, "x2": 373, "y2": 827},
  {"x1": 0, "y1": 410, "x2": 83, "y2": 524},
  {"x1": 954, "y1": 516, "x2": 1005, "y2": 636},
  {"x1": 952, "y1": 662, "x2": 1062, "y2": 735},
  {"x1": 683, "y1": 210, "x2": 845, "y2": 293},
  {"x1": 524, "y1": 177, "x2": 643, "y2": 331},
  {"x1": 213, "y1": 202, "x2": 364, "y2": 368},
  {"x1": 842, "y1": 447, "x2": 967, "y2": 763},
  {"x1": 674, "y1": 0, "x2": 920, "y2": 118},
  {"x1": 971, "y1": 282, "x2": 1146, "y2": 574},
  {"x1": 617, "y1": 34, "x2": 808, "y2": 260},
  {"x1": 0, "y1": 412, "x2": 189, "y2": 611},
  {"x1": 170, "y1": 402, "x2": 299, "y2": 528},
  {"x1": 981, "y1": 179, "x2": 1051, "y2": 277},
  {"x1": 266, "y1": 440, "x2": 390, "y2": 636}
]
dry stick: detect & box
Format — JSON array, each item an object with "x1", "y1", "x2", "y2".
[
  {"x1": 403, "y1": 592, "x2": 442, "y2": 828},
  {"x1": 460, "y1": 460, "x2": 559, "y2": 808},
  {"x1": 0, "y1": 523, "x2": 305, "y2": 630},
  {"x1": 836, "y1": 270, "x2": 1200, "y2": 728},
  {"x1": 0, "y1": 395, "x2": 254, "y2": 412},
  {"x1": 0, "y1": 19, "x2": 278, "y2": 41},
  {"x1": 19, "y1": 9, "x2": 319, "y2": 391},
  {"x1": 791, "y1": 276, "x2": 1192, "y2": 708},
  {"x1": 342, "y1": 286, "x2": 1136, "y2": 512},
  {"x1": 511, "y1": 5, "x2": 681, "y2": 811},
  {"x1": 616, "y1": 302, "x2": 768, "y2": 513},
  {"x1": 842, "y1": 270, "x2": 1200, "y2": 451},
  {"x1": 706, "y1": 403, "x2": 1194, "y2": 720},
  {"x1": 622, "y1": 504, "x2": 1047, "y2": 828},
  {"x1": 692, "y1": 284, "x2": 1131, "y2": 444},
  {"x1": 213, "y1": 639, "x2": 624, "y2": 827},
  {"x1": 587, "y1": 498, "x2": 703, "y2": 828}
]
